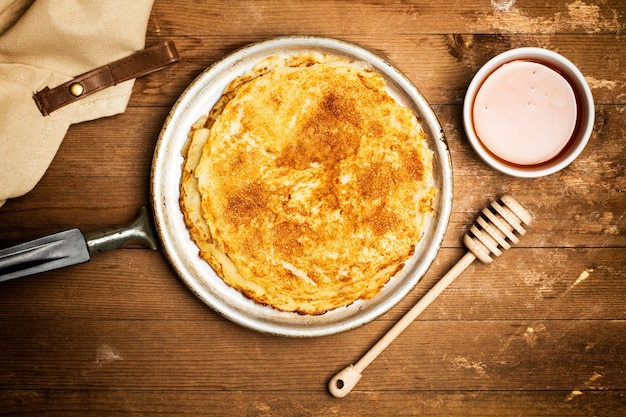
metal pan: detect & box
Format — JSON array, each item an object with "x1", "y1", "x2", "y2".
[{"x1": 150, "y1": 36, "x2": 453, "y2": 337}]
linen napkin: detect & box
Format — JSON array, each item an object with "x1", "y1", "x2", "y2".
[{"x1": 0, "y1": 0, "x2": 157, "y2": 207}]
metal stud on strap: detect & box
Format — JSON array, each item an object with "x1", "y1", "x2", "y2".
[{"x1": 69, "y1": 82, "x2": 84, "y2": 97}]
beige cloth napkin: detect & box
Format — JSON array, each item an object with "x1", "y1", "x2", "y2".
[{"x1": 0, "y1": 0, "x2": 155, "y2": 207}]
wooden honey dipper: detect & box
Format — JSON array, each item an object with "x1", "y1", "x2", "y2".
[{"x1": 328, "y1": 195, "x2": 532, "y2": 398}]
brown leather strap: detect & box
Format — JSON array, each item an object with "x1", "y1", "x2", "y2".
[{"x1": 33, "y1": 41, "x2": 179, "y2": 116}]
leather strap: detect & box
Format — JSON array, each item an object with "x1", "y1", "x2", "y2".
[{"x1": 33, "y1": 41, "x2": 179, "y2": 116}]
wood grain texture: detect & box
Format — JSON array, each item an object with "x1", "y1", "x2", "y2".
[
  {"x1": 0, "y1": 247, "x2": 624, "y2": 321},
  {"x1": 0, "y1": 0, "x2": 625, "y2": 415},
  {"x1": 1, "y1": 391, "x2": 624, "y2": 417}
]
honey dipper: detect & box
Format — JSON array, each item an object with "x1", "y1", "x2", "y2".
[{"x1": 328, "y1": 195, "x2": 532, "y2": 398}]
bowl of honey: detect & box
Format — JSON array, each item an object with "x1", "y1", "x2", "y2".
[{"x1": 463, "y1": 47, "x2": 594, "y2": 178}]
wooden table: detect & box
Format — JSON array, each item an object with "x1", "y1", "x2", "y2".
[{"x1": 1, "y1": 1, "x2": 625, "y2": 415}]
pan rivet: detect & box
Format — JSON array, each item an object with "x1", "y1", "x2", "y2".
[{"x1": 69, "y1": 82, "x2": 84, "y2": 97}]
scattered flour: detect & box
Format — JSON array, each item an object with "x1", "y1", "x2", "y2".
[
  {"x1": 491, "y1": 0, "x2": 516, "y2": 12},
  {"x1": 95, "y1": 344, "x2": 124, "y2": 364},
  {"x1": 479, "y1": 0, "x2": 624, "y2": 34}
]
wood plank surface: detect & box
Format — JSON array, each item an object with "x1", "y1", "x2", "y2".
[
  {"x1": 1, "y1": 0, "x2": 625, "y2": 415},
  {"x1": 0, "y1": 247, "x2": 624, "y2": 321}
]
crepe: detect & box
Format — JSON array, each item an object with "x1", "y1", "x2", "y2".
[{"x1": 180, "y1": 53, "x2": 436, "y2": 315}]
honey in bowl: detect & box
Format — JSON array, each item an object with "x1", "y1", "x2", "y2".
[
  {"x1": 463, "y1": 47, "x2": 594, "y2": 178},
  {"x1": 472, "y1": 60, "x2": 577, "y2": 166}
]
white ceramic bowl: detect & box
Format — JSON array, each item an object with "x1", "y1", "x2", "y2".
[{"x1": 463, "y1": 47, "x2": 594, "y2": 178}]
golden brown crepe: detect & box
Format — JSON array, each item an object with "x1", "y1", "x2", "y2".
[{"x1": 180, "y1": 53, "x2": 436, "y2": 315}]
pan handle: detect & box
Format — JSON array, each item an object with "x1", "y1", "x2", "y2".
[{"x1": 84, "y1": 206, "x2": 159, "y2": 255}]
